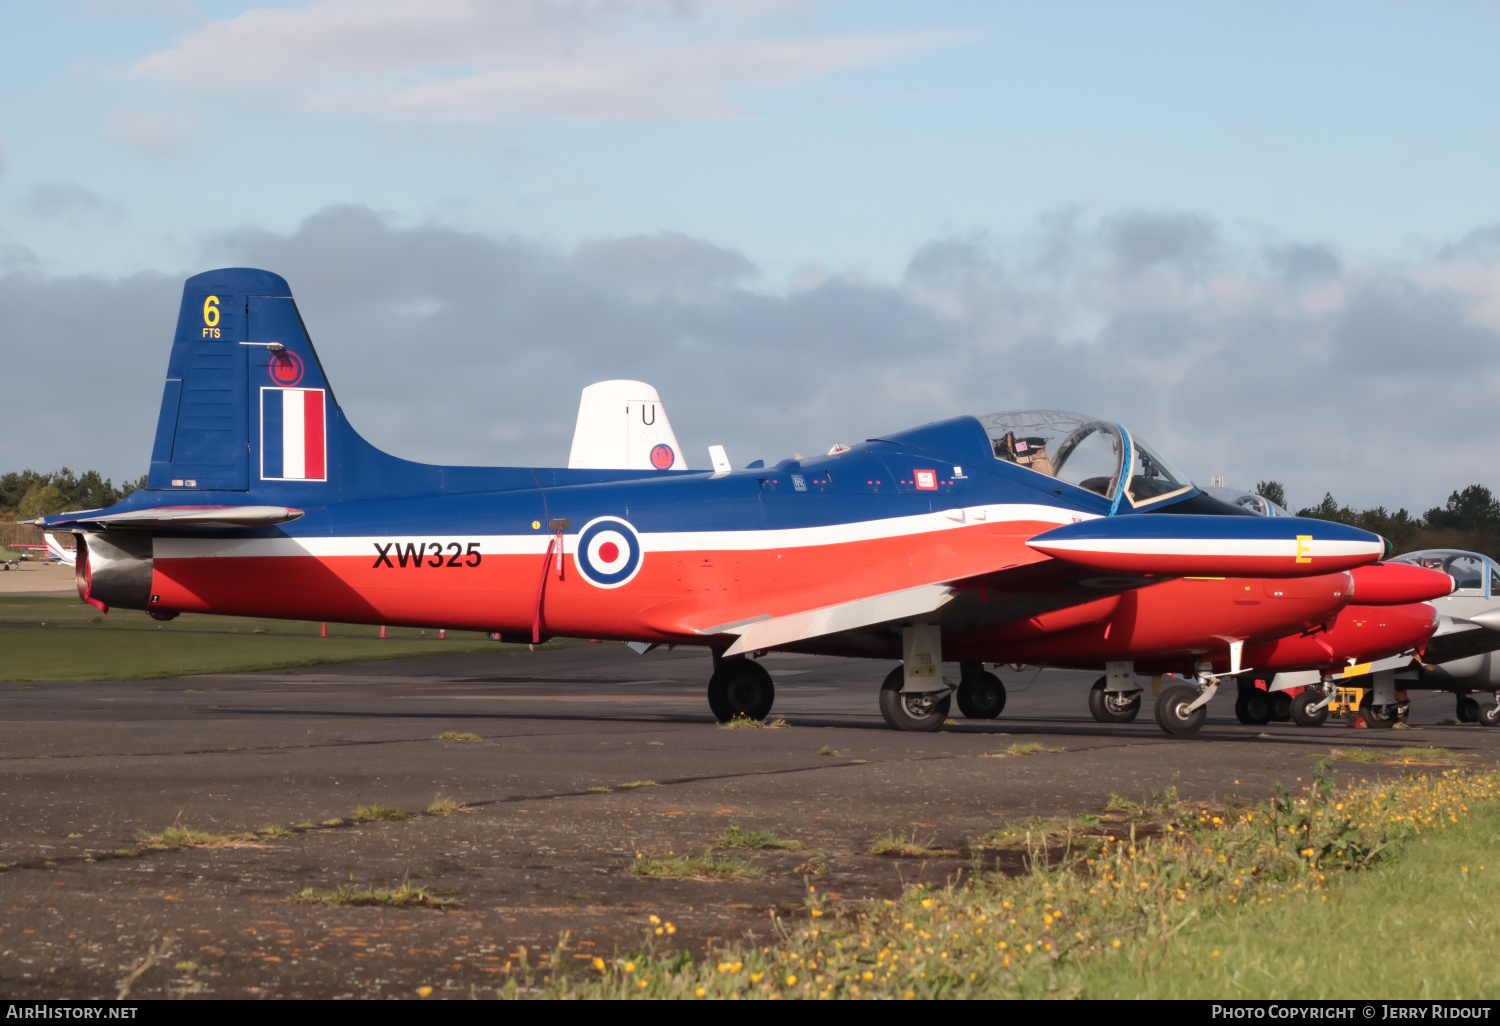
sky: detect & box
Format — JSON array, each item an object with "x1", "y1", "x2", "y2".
[{"x1": 2, "y1": 0, "x2": 1500, "y2": 513}]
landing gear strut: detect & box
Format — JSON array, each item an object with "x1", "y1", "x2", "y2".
[
  {"x1": 1155, "y1": 665, "x2": 1217, "y2": 736},
  {"x1": 707, "y1": 655, "x2": 775, "y2": 722},
  {"x1": 1290, "y1": 682, "x2": 1332, "y2": 727}
]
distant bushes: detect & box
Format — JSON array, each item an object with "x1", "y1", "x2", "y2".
[{"x1": 0, "y1": 469, "x2": 146, "y2": 522}]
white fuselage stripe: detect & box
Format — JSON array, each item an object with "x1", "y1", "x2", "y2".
[
  {"x1": 1033, "y1": 537, "x2": 1381, "y2": 558},
  {"x1": 151, "y1": 503, "x2": 1087, "y2": 560}
]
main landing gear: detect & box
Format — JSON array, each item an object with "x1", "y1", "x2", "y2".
[
  {"x1": 706, "y1": 655, "x2": 775, "y2": 722},
  {"x1": 1089, "y1": 677, "x2": 1142, "y2": 724},
  {"x1": 956, "y1": 663, "x2": 1006, "y2": 720},
  {"x1": 1457, "y1": 692, "x2": 1500, "y2": 727}
]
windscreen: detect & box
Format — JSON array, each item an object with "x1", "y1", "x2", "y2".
[{"x1": 1391, "y1": 549, "x2": 1488, "y2": 592}]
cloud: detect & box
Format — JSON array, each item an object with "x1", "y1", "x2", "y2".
[
  {"x1": 4, "y1": 204, "x2": 1499, "y2": 515},
  {"x1": 106, "y1": 108, "x2": 195, "y2": 155},
  {"x1": 19, "y1": 182, "x2": 123, "y2": 224},
  {"x1": 132, "y1": 0, "x2": 955, "y2": 121}
]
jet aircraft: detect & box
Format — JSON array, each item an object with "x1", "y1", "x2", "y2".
[{"x1": 40, "y1": 268, "x2": 1404, "y2": 735}]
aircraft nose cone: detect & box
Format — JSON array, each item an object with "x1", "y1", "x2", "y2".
[{"x1": 1472, "y1": 608, "x2": 1500, "y2": 632}]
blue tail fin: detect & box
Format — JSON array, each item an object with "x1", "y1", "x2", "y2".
[
  {"x1": 145, "y1": 267, "x2": 650, "y2": 502},
  {"x1": 148, "y1": 268, "x2": 337, "y2": 493}
]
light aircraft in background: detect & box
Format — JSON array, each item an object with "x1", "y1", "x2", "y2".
[
  {"x1": 40, "y1": 268, "x2": 1411, "y2": 736},
  {"x1": 2, "y1": 536, "x2": 76, "y2": 567}
]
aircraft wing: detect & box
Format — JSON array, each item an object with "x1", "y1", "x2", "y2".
[
  {"x1": 694, "y1": 514, "x2": 1382, "y2": 657},
  {"x1": 38, "y1": 506, "x2": 304, "y2": 532}
]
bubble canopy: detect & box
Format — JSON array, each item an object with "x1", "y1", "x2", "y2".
[{"x1": 975, "y1": 409, "x2": 1194, "y2": 509}]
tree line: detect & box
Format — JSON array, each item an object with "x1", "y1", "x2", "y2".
[
  {"x1": 0, "y1": 469, "x2": 147, "y2": 521},
  {"x1": 1257, "y1": 480, "x2": 1500, "y2": 561}
]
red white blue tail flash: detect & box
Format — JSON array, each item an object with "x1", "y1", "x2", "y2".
[{"x1": 261, "y1": 387, "x2": 327, "y2": 482}]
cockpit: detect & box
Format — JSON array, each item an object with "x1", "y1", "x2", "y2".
[
  {"x1": 1391, "y1": 549, "x2": 1500, "y2": 598},
  {"x1": 1199, "y1": 484, "x2": 1292, "y2": 517},
  {"x1": 975, "y1": 409, "x2": 1194, "y2": 509}
]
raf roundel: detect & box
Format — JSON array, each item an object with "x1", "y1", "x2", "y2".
[
  {"x1": 650, "y1": 443, "x2": 675, "y2": 470},
  {"x1": 574, "y1": 516, "x2": 644, "y2": 589},
  {"x1": 269, "y1": 351, "x2": 305, "y2": 387}
]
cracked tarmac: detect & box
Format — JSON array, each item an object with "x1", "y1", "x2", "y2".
[{"x1": 3, "y1": 644, "x2": 1496, "y2": 999}]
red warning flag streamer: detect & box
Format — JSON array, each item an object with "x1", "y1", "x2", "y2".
[{"x1": 533, "y1": 532, "x2": 561, "y2": 644}]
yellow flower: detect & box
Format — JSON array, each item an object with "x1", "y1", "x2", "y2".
[
  {"x1": 695, "y1": 987, "x2": 705, "y2": 997},
  {"x1": 648, "y1": 914, "x2": 661, "y2": 925},
  {"x1": 810, "y1": 909, "x2": 823, "y2": 917},
  {"x1": 666, "y1": 922, "x2": 676, "y2": 935},
  {"x1": 417, "y1": 986, "x2": 433, "y2": 998},
  {"x1": 625, "y1": 961, "x2": 636, "y2": 973},
  {"x1": 750, "y1": 972, "x2": 763, "y2": 983},
  {"x1": 592, "y1": 957, "x2": 605, "y2": 972},
  {"x1": 786, "y1": 975, "x2": 798, "y2": 987}
]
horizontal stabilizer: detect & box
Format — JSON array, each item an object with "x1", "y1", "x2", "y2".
[
  {"x1": 710, "y1": 583, "x2": 955, "y2": 658},
  {"x1": 1026, "y1": 515, "x2": 1383, "y2": 577},
  {"x1": 43, "y1": 505, "x2": 304, "y2": 532}
]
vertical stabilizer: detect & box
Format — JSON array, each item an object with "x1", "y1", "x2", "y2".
[{"x1": 567, "y1": 380, "x2": 686, "y2": 471}]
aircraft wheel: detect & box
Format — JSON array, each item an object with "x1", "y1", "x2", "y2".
[
  {"x1": 1291, "y1": 690, "x2": 1330, "y2": 727},
  {"x1": 1270, "y1": 692, "x2": 1293, "y2": 722},
  {"x1": 1459, "y1": 697, "x2": 1480, "y2": 724},
  {"x1": 1234, "y1": 690, "x2": 1271, "y2": 726},
  {"x1": 879, "y1": 666, "x2": 951, "y2": 732},
  {"x1": 1478, "y1": 701, "x2": 1500, "y2": 728},
  {"x1": 1155, "y1": 685, "x2": 1207, "y2": 736},
  {"x1": 956, "y1": 671, "x2": 1006, "y2": 720},
  {"x1": 707, "y1": 659, "x2": 775, "y2": 723},
  {"x1": 1358, "y1": 694, "x2": 1399, "y2": 730},
  {"x1": 1089, "y1": 677, "x2": 1141, "y2": 723}
]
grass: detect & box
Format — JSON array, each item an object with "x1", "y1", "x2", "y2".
[
  {"x1": 974, "y1": 817, "x2": 1096, "y2": 852},
  {"x1": 629, "y1": 854, "x2": 764, "y2": 880},
  {"x1": 291, "y1": 881, "x2": 460, "y2": 909},
  {"x1": 718, "y1": 716, "x2": 790, "y2": 730},
  {"x1": 617, "y1": 780, "x2": 658, "y2": 789},
  {"x1": 435, "y1": 731, "x2": 482, "y2": 741},
  {"x1": 425, "y1": 796, "x2": 466, "y2": 816},
  {"x1": 351, "y1": 803, "x2": 410, "y2": 821},
  {"x1": 536, "y1": 765, "x2": 1500, "y2": 998},
  {"x1": 1331, "y1": 746, "x2": 1463, "y2": 766},
  {"x1": 869, "y1": 830, "x2": 962, "y2": 858},
  {"x1": 0, "y1": 596, "x2": 564, "y2": 681},
  {"x1": 818, "y1": 746, "x2": 837, "y2": 756},
  {"x1": 139, "y1": 825, "x2": 265, "y2": 849},
  {"x1": 715, "y1": 825, "x2": 802, "y2": 851},
  {"x1": 980, "y1": 741, "x2": 1065, "y2": 759}
]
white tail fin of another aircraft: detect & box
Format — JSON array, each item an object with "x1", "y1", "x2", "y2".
[
  {"x1": 44, "y1": 533, "x2": 76, "y2": 566},
  {"x1": 567, "y1": 380, "x2": 686, "y2": 471}
]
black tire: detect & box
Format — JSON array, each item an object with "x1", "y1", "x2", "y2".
[
  {"x1": 956, "y1": 670, "x2": 1006, "y2": 720},
  {"x1": 1234, "y1": 690, "x2": 1271, "y2": 726},
  {"x1": 1155, "y1": 684, "x2": 1208, "y2": 736},
  {"x1": 1479, "y1": 701, "x2": 1500, "y2": 727},
  {"x1": 1089, "y1": 677, "x2": 1142, "y2": 723},
  {"x1": 878, "y1": 666, "x2": 951, "y2": 732},
  {"x1": 707, "y1": 659, "x2": 775, "y2": 722},
  {"x1": 1358, "y1": 694, "x2": 1398, "y2": 730},
  {"x1": 1459, "y1": 697, "x2": 1480, "y2": 724},
  {"x1": 1290, "y1": 690, "x2": 1330, "y2": 727},
  {"x1": 1270, "y1": 692, "x2": 1293, "y2": 722}
]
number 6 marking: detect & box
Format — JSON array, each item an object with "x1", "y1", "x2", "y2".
[{"x1": 203, "y1": 295, "x2": 220, "y2": 327}]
